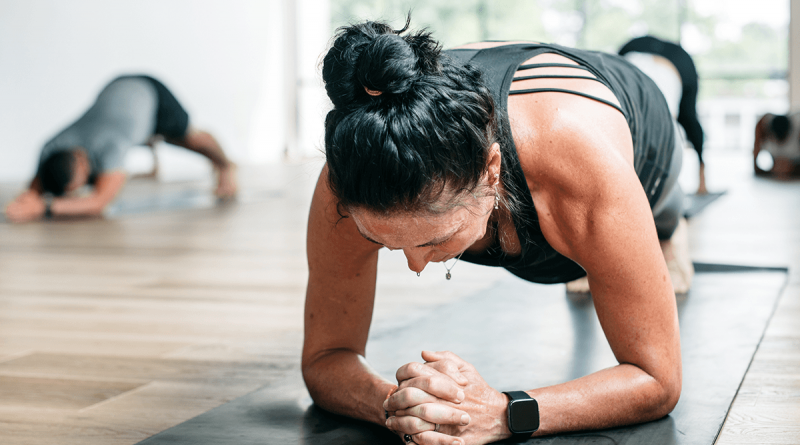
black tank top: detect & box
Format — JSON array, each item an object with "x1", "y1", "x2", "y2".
[{"x1": 445, "y1": 43, "x2": 675, "y2": 284}]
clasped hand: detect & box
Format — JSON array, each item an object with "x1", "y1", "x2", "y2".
[
  {"x1": 385, "y1": 351, "x2": 510, "y2": 445},
  {"x1": 5, "y1": 191, "x2": 45, "y2": 223}
]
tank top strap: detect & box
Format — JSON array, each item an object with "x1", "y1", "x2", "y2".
[
  {"x1": 508, "y1": 88, "x2": 625, "y2": 115},
  {"x1": 511, "y1": 61, "x2": 625, "y2": 116},
  {"x1": 518, "y1": 63, "x2": 593, "y2": 71}
]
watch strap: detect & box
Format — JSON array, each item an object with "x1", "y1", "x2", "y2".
[
  {"x1": 503, "y1": 391, "x2": 538, "y2": 442},
  {"x1": 44, "y1": 196, "x2": 54, "y2": 218},
  {"x1": 504, "y1": 390, "x2": 531, "y2": 401}
]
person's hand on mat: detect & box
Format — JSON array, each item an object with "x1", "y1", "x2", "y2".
[
  {"x1": 387, "y1": 351, "x2": 510, "y2": 445},
  {"x1": 5, "y1": 191, "x2": 46, "y2": 223}
]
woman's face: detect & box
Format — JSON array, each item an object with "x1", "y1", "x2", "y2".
[{"x1": 349, "y1": 190, "x2": 495, "y2": 274}]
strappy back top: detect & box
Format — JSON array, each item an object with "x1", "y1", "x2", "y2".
[{"x1": 445, "y1": 43, "x2": 675, "y2": 284}]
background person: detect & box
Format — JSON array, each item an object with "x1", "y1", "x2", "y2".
[
  {"x1": 619, "y1": 35, "x2": 707, "y2": 194},
  {"x1": 4, "y1": 75, "x2": 237, "y2": 223},
  {"x1": 753, "y1": 112, "x2": 800, "y2": 178},
  {"x1": 303, "y1": 19, "x2": 687, "y2": 445}
]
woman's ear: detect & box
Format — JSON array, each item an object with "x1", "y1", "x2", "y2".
[{"x1": 486, "y1": 142, "x2": 502, "y2": 184}]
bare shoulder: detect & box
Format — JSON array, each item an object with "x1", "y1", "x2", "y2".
[
  {"x1": 505, "y1": 65, "x2": 637, "y2": 258},
  {"x1": 505, "y1": 54, "x2": 634, "y2": 197}
]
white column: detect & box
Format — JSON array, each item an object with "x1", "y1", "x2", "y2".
[
  {"x1": 791, "y1": 0, "x2": 800, "y2": 110},
  {"x1": 248, "y1": 0, "x2": 290, "y2": 164}
]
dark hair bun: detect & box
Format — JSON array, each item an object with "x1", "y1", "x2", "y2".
[
  {"x1": 323, "y1": 18, "x2": 441, "y2": 108},
  {"x1": 322, "y1": 17, "x2": 503, "y2": 215},
  {"x1": 356, "y1": 33, "x2": 418, "y2": 95}
]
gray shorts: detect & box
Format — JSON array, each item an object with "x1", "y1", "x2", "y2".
[{"x1": 652, "y1": 121, "x2": 684, "y2": 240}]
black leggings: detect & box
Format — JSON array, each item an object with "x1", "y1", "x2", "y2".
[{"x1": 619, "y1": 36, "x2": 704, "y2": 165}]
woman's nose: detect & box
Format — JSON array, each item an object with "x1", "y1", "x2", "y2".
[{"x1": 403, "y1": 247, "x2": 435, "y2": 273}]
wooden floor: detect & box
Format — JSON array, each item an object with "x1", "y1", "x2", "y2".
[{"x1": 0, "y1": 152, "x2": 797, "y2": 444}]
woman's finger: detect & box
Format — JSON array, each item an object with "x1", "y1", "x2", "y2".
[
  {"x1": 397, "y1": 373, "x2": 465, "y2": 404},
  {"x1": 421, "y1": 351, "x2": 473, "y2": 371},
  {"x1": 396, "y1": 361, "x2": 439, "y2": 382},
  {"x1": 412, "y1": 431, "x2": 465, "y2": 445},
  {"x1": 394, "y1": 403, "x2": 471, "y2": 426},
  {"x1": 386, "y1": 414, "x2": 435, "y2": 435},
  {"x1": 421, "y1": 359, "x2": 468, "y2": 386},
  {"x1": 385, "y1": 387, "x2": 439, "y2": 411}
]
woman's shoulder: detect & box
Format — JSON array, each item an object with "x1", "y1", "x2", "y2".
[{"x1": 507, "y1": 83, "x2": 634, "y2": 195}]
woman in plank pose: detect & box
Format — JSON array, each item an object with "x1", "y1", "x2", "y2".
[{"x1": 303, "y1": 19, "x2": 689, "y2": 445}]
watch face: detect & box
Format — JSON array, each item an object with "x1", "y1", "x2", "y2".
[{"x1": 509, "y1": 398, "x2": 540, "y2": 433}]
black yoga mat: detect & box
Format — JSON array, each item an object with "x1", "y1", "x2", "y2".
[
  {"x1": 137, "y1": 266, "x2": 787, "y2": 445},
  {"x1": 683, "y1": 192, "x2": 725, "y2": 219}
]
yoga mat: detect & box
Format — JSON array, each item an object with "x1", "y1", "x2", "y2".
[
  {"x1": 105, "y1": 187, "x2": 284, "y2": 217},
  {"x1": 137, "y1": 266, "x2": 787, "y2": 445},
  {"x1": 683, "y1": 192, "x2": 725, "y2": 219}
]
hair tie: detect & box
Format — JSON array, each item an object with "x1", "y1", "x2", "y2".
[{"x1": 364, "y1": 86, "x2": 383, "y2": 96}]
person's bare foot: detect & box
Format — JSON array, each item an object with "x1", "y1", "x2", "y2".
[
  {"x1": 660, "y1": 217, "x2": 693, "y2": 294},
  {"x1": 215, "y1": 162, "x2": 238, "y2": 199},
  {"x1": 696, "y1": 164, "x2": 708, "y2": 195}
]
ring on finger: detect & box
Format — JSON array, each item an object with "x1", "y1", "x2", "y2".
[
  {"x1": 404, "y1": 433, "x2": 414, "y2": 443},
  {"x1": 434, "y1": 423, "x2": 440, "y2": 433}
]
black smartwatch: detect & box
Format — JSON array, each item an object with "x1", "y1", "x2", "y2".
[
  {"x1": 503, "y1": 391, "x2": 539, "y2": 442},
  {"x1": 43, "y1": 196, "x2": 54, "y2": 218}
]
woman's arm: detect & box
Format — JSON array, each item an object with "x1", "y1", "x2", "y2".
[
  {"x1": 302, "y1": 166, "x2": 400, "y2": 425},
  {"x1": 519, "y1": 94, "x2": 682, "y2": 434},
  {"x1": 304, "y1": 166, "x2": 471, "y2": 436}
]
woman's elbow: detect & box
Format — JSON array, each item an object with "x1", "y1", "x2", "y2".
[
  {"x1": 653, "y1": 368, "x2": 682, "y2": 418},
  {"x1": 301, "y1": 349, "x2": 332, "y2": 402},
  {"x1": 663, "y1": 376, "x2": 682, "y2": 415}
]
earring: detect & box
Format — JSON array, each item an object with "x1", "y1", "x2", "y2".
[{"x1": 494, "y1": 173, "x2": 500, "y2": 210}]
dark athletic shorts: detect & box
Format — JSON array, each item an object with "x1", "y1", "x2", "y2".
[{"x1": 133, "y1": 75, "x2": 190, "y2": 140}]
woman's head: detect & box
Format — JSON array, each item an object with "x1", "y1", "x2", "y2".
[{"x1": 322, "y1": 18, "x2": 498, "y2": 217}]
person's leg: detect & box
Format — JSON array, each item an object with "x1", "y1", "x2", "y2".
[
  {"x1": 140, "y1": 75, "x2": 238, "y2": 198},
  {"x1": 678, "y1": 90, "x2": 706, "y2": 194},
  {"x1": 168, "y1": 127, "x2": 238, "y2": 198},
  {"x1": 653, "y1": 123, "x2": 693, "y2": 293}
]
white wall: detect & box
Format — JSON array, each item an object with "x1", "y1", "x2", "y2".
[
  {"x1": 294, "y1": 0, "x2": 333, "y2": 160},
  {"x1": 0, "y1": 0, "x2": 330, "y2": 183},
  {"x1": 792, "y1": 0, "x2": 800, "y2": 109}
]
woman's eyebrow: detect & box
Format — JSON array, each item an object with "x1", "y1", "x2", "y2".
[
  {"x1": 355, "y1": 229, "x2": 383, "y2": 246},
  {"x1": 356, "y1": 226, "x2": 459, "y2": 248},
  {"x1": 418, "y1": 235, "x2": 452, "y2": 247}
]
